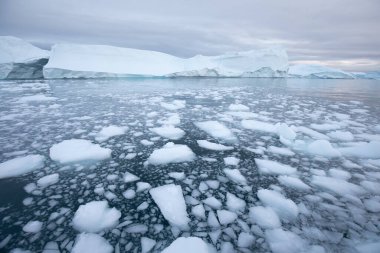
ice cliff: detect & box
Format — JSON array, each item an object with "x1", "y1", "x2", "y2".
[
  {"x1": 288, "y1": 64, "x2": 355, "y2": 79},
  {"x1": 0, "y1": 36, "x2": 49, "y2": 79},
  {"x1": 43, "y1": 43, "x2": 289, "y2": 78}
]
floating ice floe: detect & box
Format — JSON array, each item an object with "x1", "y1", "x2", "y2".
[
  {"x1": 149, "y1": 184, "x2": 190, "y2": 229},
  {"x1": 71, "y1": 233, "x2": 113, "y2": 253},
  {"x1": 249, "y1": 206, "x2": 281, "y2": 229},
  {"x1": 160, "y1": 100, "x2": 186, "y2": 110},
  {"x1": 150, "y1": 125, "x2": 185, "y2": 140},
  {"x1": 0, "y1": 155, "x2": 45, "y2": 179},
  {"x1": 123, "y1": 171, "x2": 140, "y2": 183},
  {"x1": 72, "y1": 200, "x2": 121, "y2": 233},
  {"x1": 37, "y1": 173, "x2": 59, "y2": 188},
  {"x1": 255, "y1": 159, "x2": 297, "y2": 175},
  {"x1": 224, "y1": 157, "x2": 239, "y2": 166},
  {"x1": 22, "y1": 220, "x2": 43, "y2": 233},
  {"x1": 241, "y1": 119, "x2": 276, "y2": 133},
  {"x1": 49, "y1": 139, "x2": 112, "y2": 163},
  {"x1": 141, "y1": 237, "x2": 156, "y2": 253},
  {"x1": 257, "y1": 189, "x2": 299, "y2": 221},
  {"x1": 223, "y1": 168, "x2": 247, "y2": 185},
  {"x1": 197, "y1": 140, "x2": 233, "y2": 151},
  {"x1": 147, "y1": 142, "x2": 195, "y2": 165},
  {"x1": 339, "y1": 141, "x2": 380, "y2": 158},
  {"x1": 228, "y1": 104, "x2": 249, "y2": 111},
  {"x1": 265, "y1": 228, "x2": 307, "y2": 253},
  {"x1": 327, "y1": 130, "x2": 354, "y2": 141},
  {"x1": 95, "y1": 125, "x2": 127, "y2": 142},
  {"x1": 277, "y1": 175, "x2": 310, "y2": 191},
  {"x1": 267, "y1": 146, "x2": 295, "y2": 156},
  {"x1": 226, "y1": 192, "x2": 246, "y2": 211},
  {"x1": 311, "y1": 176, "x2": 366, "y2": 196},
  {"x1": 161, "y1": 237, "x2": 210, "y2": 253},
  {"x1": 307, "y1": 139, "x2": 341, "y2": 157},
  {"x1": 195, "y1": 121, "x2": 236, "y2": 142},
  {"x1": 17, "y1": 94, "x2": 58, "y2": 103},
  {"x1": 217, "y1": 210, "x2": 237, "y2": 225}
]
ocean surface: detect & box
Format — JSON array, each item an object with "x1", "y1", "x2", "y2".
[{"x1": 0, "y1": 78, "x2": 379, "y2": 253}]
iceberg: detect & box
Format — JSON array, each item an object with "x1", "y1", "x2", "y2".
[
  {"x1": 288, "y1": 64, "x2": 354, "y2": 79},
  {"x1": 0, "y1": 36, "x2": 49, "y2": 79},
  {"x1": 43, "y1": 43, "x2": 288, "y2": 78}
]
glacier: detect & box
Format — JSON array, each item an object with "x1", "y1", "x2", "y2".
[
  {"x1": 0, "y1": 36, "x2": 49, "y2": 79},
  {"x1": 43, "y1": 43, "x2": 289, "y2": 78},
  {"x1": 288, "y1": 64, "x2": 355, "y2": 79}
]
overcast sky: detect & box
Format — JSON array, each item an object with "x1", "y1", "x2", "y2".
[{"x1": 1, "y1": 0, "x2": 379, "y2": 71}]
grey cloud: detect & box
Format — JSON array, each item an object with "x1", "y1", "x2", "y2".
[{"x1": 1, "y1": 0, "x2": 379, "y2": 71}]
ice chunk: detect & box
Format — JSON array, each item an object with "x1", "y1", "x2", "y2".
[
  {"x1": 255, "y1": 159, "x2": 297, "y2": 175},
  {"x1": 257, "y1": 189, "x2": 299, "y2": 221},
  {"x1": 217, "y1": 210, "x2": 237, "y2": 225},
  {"x1": 50, "y1": 139, "x2": 111, "y2": 163},
  {"x1": 197, "y1": 140, "x2": 233, "y2": 151},
  {"x1": 288, "y1": 64, "x2": 354, "y2": 79},
  {"x1": 71, "y1": 233, "x2": 113, "y2": 253},
  {"x1": 226, "y1": 192, "x2": 246, "y2": 211},
  {"x1": 307, "y1": 140, "x2": 341, "y2": 157},
  {"x1": 224, "y1": 157, "x2": 239, "y2": 166},
  {"x1": 44, "y1": 43, "x2": 288, "y2": 78},
  {"x1": 161, "y1": 100, "x2": 186, "y2": 110},
  {"x1": 123, "y1": 171, "x2": 140, "y2": 183},
  {"x1": 224, "y1": 169, "x2": 247, "y2": 185},
  {"x1": 249, "y1": 206, "x2": 281, "y2": 229},
  {"x1": 0, "y1": 155, "x2": 44, "y2": 179},
  {"x1": 95, "y1": 125, "x2": 127, "y2": 142},
  {"x1": 0, "y1": 36, "x2": 49, "y2": 79},
  {"x1": 276, "y1": 123, "x2": 296, "y2": 140},
  {"x1": 136, "y1": 182, "x2": 152, "y2": 192},
  {"x1": 228, "y1": 104, "x2": 249, "y2": 111},
  {"x1": 123, "y1": 189, "x2": 136, "y2": 199},
  {"x1": 310, "y1": 123, "x2": 342, "y2": 131},
  {"x1": 339, "y1": 141, "x2": 380, "y2": 158},
  {"x1": 237, "y1": 232, "x2": 255, "y2": 248},
  {"x1": 364, "y1": 198, "x2": 380, "y2": 212},
  {"x1": 360, "y1": 180, "x2": 380, "y2": 194},
  {"x1": 327, "y1": 131, "x2": 354, "y2": 141},
  {"x1": 42, "y1": 242, "x2": 59, "y2": 253},
  {"x1": 311, "y1": 176, "x2": 365, "y2": 196},
  {"x1": 168, "y1": 172, "x2": 185, "y2": 180},
  {"x1": 37, "y1": 173, "x2": 59, "y2": 188},
  {"x1": 150, "y1": 125, "x2": 185, "y2": 140},
  {"x1": 278, "y1": 176, "x2": 310, "y2": 191},
  {"x1": 17, "y1": 94, "x2": 58, "y2": 103},
  {"x1": 195, "y1": 121, "x2": 236, "y2": 142},
  {"x1": 355, "y1": 242, "x2": 380, "y2": 253},
  {"x1": 241, "y1": 120, "x2": 276, "y2": 133},
  {"x1": 141, "y1": 237, "x2": 156, "y2": 253},
  {"x1": 147, "y1": 142, "x2": 196, "y2": 165},
  {"x1": 192, "y1": 204, "x2": 206, "y2": 220},
  {"x1": 162, "y1": 237, "x2": 209, "y2": 253},
  {"x1": 149, "y1": 184, "x2": 190, "y2": 229},
  {"x1": 265, "y1": 228, "x2": 307, "y2": 253},
  {"x1": 268, "y1": 146, "x2": 295, "y2": 156},
  {"x1": 202, "y1": 197, "x2": 222, "y2": 209},
  {"x1": 22, "y1": 221, "x2": 43, "y2": 233},
  {"x1": 328, "y1": 169, "x2": 351, "y2": 180},
  {"x1": 72, "y1": 200, "x2": 121, "y2": 233}
]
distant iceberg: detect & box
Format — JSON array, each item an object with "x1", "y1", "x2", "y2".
[
  {"x1": 0, "y1": 36, "x2": 49, "y2": 79},
  {"x1": 43, "y1": 43, "x2": 289, "y2": 78},
  {"x1": 288, "y1": 64, "x2": 355, "y2": 79}
]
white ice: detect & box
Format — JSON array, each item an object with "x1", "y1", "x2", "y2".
[
  {"x1": 150, "y1": 125, "x2": 185, "y2": 140},
  {"x1": 72, "y1": 200, "x2": 121, "y2": 233},
  {"x1": 0, "y1": 155, "x2": 45, "y2": 179},
  {"x1": 22, "y1": 220, "x2": 43, "y2": 233},
  {"x1": 147, "y1": 142, "x2": 195, "y2": 165},
  {"x1": 71, "y1": 233, "x2": 113, "y2": 253},
  {"x1": 197, "y1": 140, "x2": 233, "y2": 151},
  {"x1": 255, "y1": 159, "x2": 297, "y2": 175},
  {"x1": 195, "y1": 121, "x2": 236, "y2": 142},
  {"x1": 37, "y1": 173, "x2": 59, "y2": 188},
  {"x1": 224, "y1": 168, "x2": 247, "y2": 185},
  {"x1": 49, "y1": 139, "x2": 112, "y2": 163},
  {"x1": 161, "y1": 237, "x2": 210, "y2": 253},
  {"x1": 149, "y1": 184, "x2": 190, "y2": 229},
  {"x1": 249, "y1": 206, "x2": 281, "y2": 229},
  {"x1": 95, "y1": 125, "x2": 127, "y2": 142}
]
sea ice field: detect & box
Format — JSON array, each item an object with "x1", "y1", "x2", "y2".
[{"x1": 0, "y1": 78, "x2": 379, "y2": 253}]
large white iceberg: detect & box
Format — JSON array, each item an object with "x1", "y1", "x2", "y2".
[
  {"x1": 43, "y1": 43, "x2": 288, "y2": 78},
  {"x1": 288, "y1": 64, "x2": 354, "y2": 79},
  {"x1": 0, "y1": 36, "x2": 49, "y2": 79}
]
